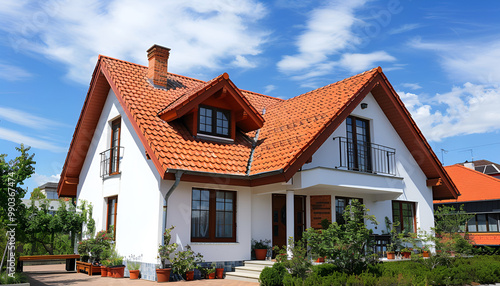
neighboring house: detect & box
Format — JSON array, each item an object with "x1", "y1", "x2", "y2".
[
  {"x1": 57, "y1": 44, "x2": 459, "y2": 279},
  {"x1": 435, "y1": 164, "x2": 500, "y2": 246},
  {"x1": 460, "y1": 160, "x2": 500, "y2": 179},
  {"x1": 39, "y1": 182, "x2": 59, "y2": 200},
  {"x1": 23, "y1": 182, "x2": 61, "y2": 214}
]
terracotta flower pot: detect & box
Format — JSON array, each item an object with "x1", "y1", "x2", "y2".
[
  {"x1": 208, "y1": 272, "x2": 216, "y2": 279},
  {"x1": 387, "y1": 251, "x2": 395, "y2": 260},
  {"x1": 254, "y1": 248, "x2": 267, "y2": 260},
  {"x1": 185, "y1": 270, "x2": 194, "y2": 281},
  {"x1": 216, "y1": 268, "x2": 224, "y2": 279},
  {"x1": 108, "y1": 267, "x2": 114, "y2": 277},
  {"x1": 113, "y1": 266, "x2": 125, "y2": 278},
  {"x1": 101, "y1": 267, "x2": 108, "y2": 277},
  {"x1": 402, "y1": 252, "x2": 411, "y2": 259},
  {"x1": 156, "y1": 268, "x2": 171, "y2": 283},
  {"x1": 423, "y1": 251, "x2": 430, "y2": 258},
  {"x1": 316, "y1": 257, "x2": 325, "y2": 263},
  {"x1": 129, "y1": 270, "x2": 140, "y2": 279}
]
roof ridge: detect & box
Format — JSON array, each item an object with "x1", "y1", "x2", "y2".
[
  {"x1": 99, "y1": 54, "x2": 205, "y2": 84},
  {"x1": 282, "y1": 67, "x2": 379, "y2": 104},
  {"x1": 240, "y1": 89, "x2": 284, "y2": 102},
  {"x1": 449, "y1": 164, "x2": 500, "y2": 183}
]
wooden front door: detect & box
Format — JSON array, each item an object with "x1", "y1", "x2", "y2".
[{"x1": 272, "y1": 194, "x2": 306, "y2": 249}]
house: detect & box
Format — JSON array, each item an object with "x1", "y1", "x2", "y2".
[
  {"x1": 460, "y1": 160, "x2": 500, "y2": 179},
  {"x1": 38, "y1": 182, "x2": 59, "y2": 200},
  {"x1": 57, "y1": 44, "x2": 459, "y2": 280},
  {"x1": 434, "y1": 163, "x2": 500, "y2": 246}
]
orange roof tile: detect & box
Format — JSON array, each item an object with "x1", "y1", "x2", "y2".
[
  {"x1": 435, "y1": 164, "x2": 500, "y2": 203},
  {"x1": 57, "y1": 54, "x2": 458, "y2": 200}
]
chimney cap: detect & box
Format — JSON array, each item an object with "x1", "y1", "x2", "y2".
[{"x1": 147, "y1": 44, "x2": 170, "y2": 55}]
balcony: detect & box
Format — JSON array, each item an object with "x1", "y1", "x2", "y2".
[
  {"x1": 334, "y1": 136, "x2": 396, "y2": 176},
  {"x1": 100, "y1": 146, "x2": 124, "y2": 177}
]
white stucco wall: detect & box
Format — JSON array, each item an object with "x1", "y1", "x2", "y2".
[
  {"x1": 300, "y1": 92, "x2": 435, "y2": 234},
  {"x1": 76, "y1": 89, "x2": 163, "y2": 264},
  {"x1": 165, "y1": 181, "x2": 253, "y2": 262}
]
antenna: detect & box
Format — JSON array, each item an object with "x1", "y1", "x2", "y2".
[
  {"x1": 440, "y1": 149, "x2": 448, "y2": 165},
  {"x1": 460, "y1": 149, "x2": 474, "y2": 163}
]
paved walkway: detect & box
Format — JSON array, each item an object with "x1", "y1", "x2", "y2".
[{"x1": 24, "y1": 264, "x2": 259, "y2": 286}]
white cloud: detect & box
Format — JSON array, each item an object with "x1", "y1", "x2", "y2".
[
  {"x1": 264, "y1": 84, "x2": 276, "y2": 94},
  {"x1": 0, "y1": 106, "x2": 65, "y2": 130},
  {"x1": 231, "y1": 55, "x2": 257, "y2": 69},
  {"x1": 277, "y1": 0, "x2": 367, "y2": 73},
  {"x1": 0, "y1": 0, "x2": 269, "y2": 83},
  {"x1": 401, "y1": 83, "x2": 422, "y2": 90},
  {"x1": 0, "y1": 127, "x2": 66, "y2": 152},
  {"x1": 0, "y1": 63, "x2": 32, "y2": 81},
  {"x1": 276, "y1": 0, "x2": 396, "y2": 87},
  {"x1": 409, "y1": 37, "x2": 500, "y2": 84},
  {"x1": 388, "y1": 23, "x2": 421, "y2": 35},
  {"x1": 399, "y1": 83, "x2": 500, "y2": 141},
  {"x1": 339, "y1": 51, "x2": 396, "y2": 72},
  {"x1": 32, "y1": 173, "x2": 61, "y2": 186}
]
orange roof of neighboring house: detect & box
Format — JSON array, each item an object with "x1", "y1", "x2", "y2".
[
  {"x1": 57, "y1": 53, "x2": 459, "y2": 200},
  {"x1": 435, "y1": 164, "x2": 500, "y2": 203}
]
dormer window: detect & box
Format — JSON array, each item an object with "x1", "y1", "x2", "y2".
[{"x1": 198, "y1": 105, "x2": 230, "y2": 138}]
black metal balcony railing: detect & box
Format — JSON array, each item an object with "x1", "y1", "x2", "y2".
[
  {"x1": 334, "y1": 137, "x2": 396, "y2": 176},
  {"x1": 100, "y1": 146, "x2": 124, "y2": 177}
]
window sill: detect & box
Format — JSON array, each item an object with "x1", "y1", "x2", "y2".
[
  {"x1": 102, "y1": 172, "x2": 121, "y2": 180},
  {"x1": 195, "y1": 133, "x2": 234, "y2": 144},
  {"x1": 190, "y1": 242, "x2": 239, "y2": 245}
]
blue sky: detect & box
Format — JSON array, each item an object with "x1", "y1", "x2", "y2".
[{"x1": 1, "y1": 0, "x2": 500, "y2": 196}]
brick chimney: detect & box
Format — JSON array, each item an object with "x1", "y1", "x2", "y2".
[{"x1": 147, "y1": 44, "x2": 170, "y2": 88}]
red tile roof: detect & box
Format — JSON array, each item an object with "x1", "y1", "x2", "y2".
[
  {"x1": 57, "y1": 54, "x2": 459, "y2": 200},
  {"x1": 435, "y1": 164, "x2": 500, "y2": 203}
]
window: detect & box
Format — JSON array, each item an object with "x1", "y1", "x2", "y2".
[
  {"x1": 191, "y1": 188, "x2": 236, "y2": 242},
  {"x1": 198, "y1": 106, "x2": 230, "y2": 137},
  {"x1": 346, "y1": 116, "x2": 371, "y2": 172},
  {"x1": 468, "y1": 214, "x2": 499, "y2": 232},
  {"x1": 106, "y1": 196, "x2": 118, "y2": 238},
  {"x1": 392, "y1": 201, "x2": 416, "y2": 233},
  {"x1": 110, "y1": 118, "x2": 121, "y2": 175},
  {"x1": 335, "y1": 197, "x2": 363, "y2": 225}
]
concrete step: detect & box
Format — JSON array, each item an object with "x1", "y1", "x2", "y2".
[{"x1": 225, "y1": 260, "x2": 275, "y2": 283}]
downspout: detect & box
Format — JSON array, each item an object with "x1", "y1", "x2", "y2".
[
  {"x1": 162, "y1": 170, "x2": 183, "y2": 237},
  {"x1": 246, "y1": 108, "x2": 265, "y2": 175}
]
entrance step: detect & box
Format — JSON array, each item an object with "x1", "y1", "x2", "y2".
[{"x1": 225, "y1": 260, "x2": 275, "y2": 283}]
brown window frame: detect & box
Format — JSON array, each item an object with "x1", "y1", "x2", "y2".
[
  {"x1": 191, "y1": 188, "x2": 237, "y2": 242},
  {"x1": 106, "y1": 196, "x2": 118, "y2": 239},
  {"x1": 392, "y1": 201, "x2": 416, "y2": 233},
  {"x1": 109, "y1": 118, "x2": 121, "y2": 176},
  {"x1": 335, "y1": 196, "x2": 363, "y2": 225},
  {"x1": 197, "y1": 105, "x2": 231, "y2": 138},
  {"x1": 346, "y1": 116, "x2": 372, "y2": 173}
]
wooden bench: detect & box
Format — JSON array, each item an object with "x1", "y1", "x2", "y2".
[
  {"x1": 17, "y1": 254, "x2": 80, "y2": 272},
  {"x1": 76, "y1": 261, "x2": 101, "y2": 276}
]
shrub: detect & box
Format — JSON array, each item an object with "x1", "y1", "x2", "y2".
[
  {"x1": 0, "y1": 272, "x2": 27, "y2": 284},
  {"x1": 274, "y1": 237, "x2": 311, "y2": 279},
  {"x1": 259, "y1": 263, "x2": 286, "y2": 286}
]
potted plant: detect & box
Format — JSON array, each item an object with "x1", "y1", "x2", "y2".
[
  {"x1": 105, "y1": 246, "x2": 125, "y2": 278},
  {"x1": 171, "y1": 245, "x2": 204, "y2": 281},
  {"x1": 421, "y1": 245, "x2": 431, "y2": 257},
  {"x1": 215, "y1": 262, "x2": 224, "y2": 279},
  {"x1": 127, "y1": 261, "x2": 141, "y2": 279},
  {"x1": 401, "y1": 247, "x2": 411, "y2": 259},
  {"x1": 251, "y1": 239, "x2": 271, "y2": 260},
  {"x1": 206, "y1": 263, "x2": 216, "y2": 279},
  {"x1": 100, "y1": 259, "x2": 111, "y2": 277},
  {"x1": 385, "y1": 217, "x2": 401, "y2": 260},
  {"x1": 157, "y1": 226, "x2": 178, "y2": 282}
]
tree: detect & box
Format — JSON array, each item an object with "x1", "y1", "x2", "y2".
[
  {"x1": 434, "y1": 204, "x2": 472, "y2": 234},
  {"x1": 303, "y1": 200, "x2": 378, "y2": 275},
  {"x1": 30, "y1": 187, "x2": 46, "y2": 200},
  {"x1": 0, "y1": 144, "x2": 36, "y2": 228}
]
